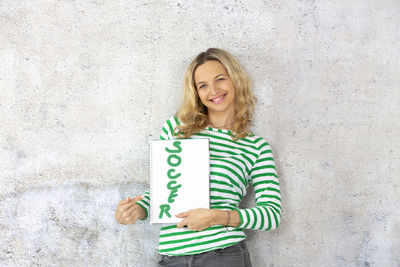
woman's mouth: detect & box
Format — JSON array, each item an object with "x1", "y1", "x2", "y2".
[{"x1": 209, "y1": 94, "x2": 226, "y2": 104}]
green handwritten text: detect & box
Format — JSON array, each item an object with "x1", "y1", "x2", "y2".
[{"x1": 159, "y1": 141, "x2": 183, "y2": 219}]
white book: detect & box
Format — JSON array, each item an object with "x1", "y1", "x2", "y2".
[{"x1": 150, "y1": 138, "x2": 210, "y2": 224}]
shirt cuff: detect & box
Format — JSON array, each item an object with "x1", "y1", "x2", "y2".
[{"x1": 135, "y1": 192, "x2": 150, "y2": 220}]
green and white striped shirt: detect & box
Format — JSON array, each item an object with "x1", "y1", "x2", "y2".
[{"x1": 136, "y1": 116, "x2": 281, "y2": 256}]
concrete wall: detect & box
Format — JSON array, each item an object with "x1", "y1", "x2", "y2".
[{"x1": 1, "y1": 0, "x2": 399, "y2": 266}]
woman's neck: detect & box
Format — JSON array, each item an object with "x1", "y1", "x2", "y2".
[{"x1": 207, "y1": 110, "x2": 235, "y2": 129}]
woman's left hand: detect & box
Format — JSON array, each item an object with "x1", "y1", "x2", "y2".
[{"x1": 176, "y1": 208, "x2": 214, "y2": 231}]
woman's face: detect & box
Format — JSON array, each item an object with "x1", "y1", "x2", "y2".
[{"x1": 194, "y1": 60, "x2": 235, "y2": 116}]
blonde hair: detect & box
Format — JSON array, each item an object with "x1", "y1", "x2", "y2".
[{"x1": 176, "y1": 48, "x2": 257, "y2": 140}]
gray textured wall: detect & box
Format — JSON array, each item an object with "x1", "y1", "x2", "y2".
[{"x1": 1, "y1": 0, "x2": 399, "y2": 266}]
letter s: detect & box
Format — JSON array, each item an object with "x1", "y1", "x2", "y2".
[{"x1": 165, "y1": 141, "x2": 182, "y2": 153}]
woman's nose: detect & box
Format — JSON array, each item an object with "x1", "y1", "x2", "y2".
[{"x1": 209, "y1": 82, "x2": 218, "y2": 94}]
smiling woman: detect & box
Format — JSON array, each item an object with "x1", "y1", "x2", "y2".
[
  {"x1": 114, "y1": 48, "x2": 281, "y2": 267},
  {"x1": 176, "y1": 48, "x2": 257, "y2": 141}
]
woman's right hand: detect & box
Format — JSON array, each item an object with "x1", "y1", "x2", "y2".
[{"x1": 115, "y1": 195, "x2": 146, "y2": 225}]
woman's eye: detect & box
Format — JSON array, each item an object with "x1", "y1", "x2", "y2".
[
  {"x1": 198, "y1": 84, "x2": 206, "y2": 89},
  {"x1": 217, "y1": 78, "x2": 225, "y2": 82}
]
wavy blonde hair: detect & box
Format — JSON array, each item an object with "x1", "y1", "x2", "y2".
[{"x1": 176, "y1": 48, "x2": 257, "y2": 140}]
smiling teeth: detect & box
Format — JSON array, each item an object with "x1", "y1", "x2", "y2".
[{"x1": 211, "y1": 95, "x2": 225, "y2": 103}]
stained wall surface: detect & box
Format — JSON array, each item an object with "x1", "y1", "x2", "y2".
[{"x1": 1, "y1": 1, "x2": 399, "y2": 266}]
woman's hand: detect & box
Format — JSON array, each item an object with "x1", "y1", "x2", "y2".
[
  {"x1": 176, "y1": 208, "x2": 215, "y2": 231},
  {"x1": 115, "y1": 195, "x2": 146, "y2": 225},
  {"x1": 176, "y1": 209, "x2": 241, "y2": 231}
]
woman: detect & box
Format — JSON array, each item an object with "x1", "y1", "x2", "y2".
[{"x1": 115, "y1": 48, "x2": 281, "y2": 267}]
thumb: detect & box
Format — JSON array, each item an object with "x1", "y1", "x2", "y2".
[
  {"x1": 120, "y1": 198, "x2": 131, "y2": 204},
  {"x1": 131, "y1": 194, "x2": 145, "y2": 202},
  {"x1": 176, "y1": 218, "x2": 187, "y2": 229}
]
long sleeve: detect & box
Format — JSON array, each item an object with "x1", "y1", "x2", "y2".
[
  {"x1": 154, "y1": 119, "x2": 281, "y2": 255},
  {"x1": 236, "y1": 141, "x2": 281, "y2": 231},
  {"x1": 135, "y1": 191, "x2": 150, "y2": 220}
]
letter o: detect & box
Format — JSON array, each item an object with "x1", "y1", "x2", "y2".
[{"x1": 167, "y1": 154, "x2": 181, "y2": 167}]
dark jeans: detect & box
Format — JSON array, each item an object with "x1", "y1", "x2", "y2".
[{"x1": 157, "y1": 240, "x2": 252, "y2": 267}]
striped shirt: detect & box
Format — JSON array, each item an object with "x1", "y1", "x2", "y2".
[{"x1": 135, "y1": 116, "x2": 281, "y2": 256}]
